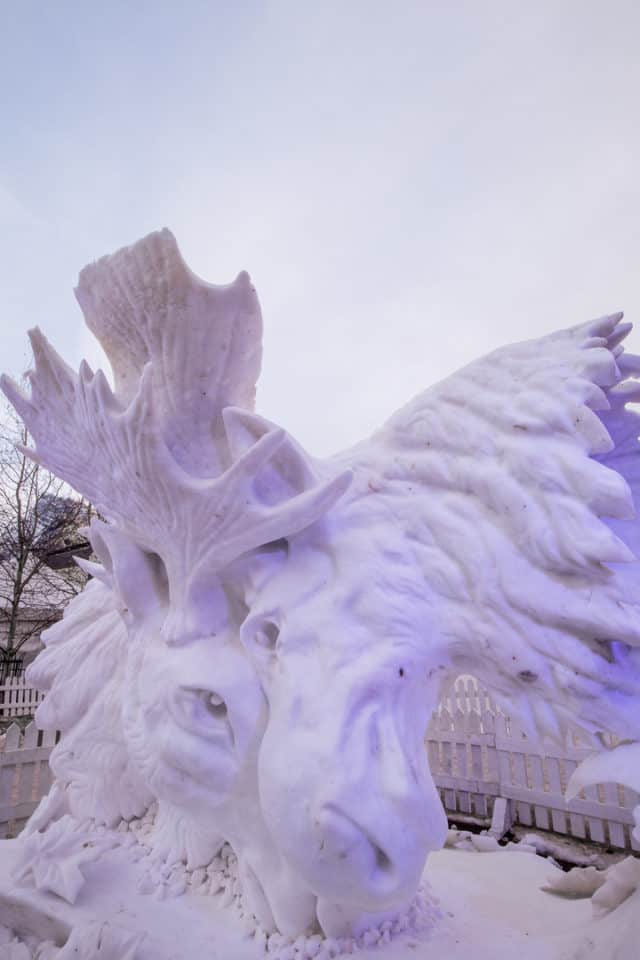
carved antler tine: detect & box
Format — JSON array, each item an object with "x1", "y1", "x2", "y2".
[
  {"x1": 74, "y1": 556, "x2": 112, "y2": 588},
  {"x1": 74, "y1": 228, "x2": 262, "y2": 476},
  {"x1": 223, "y1": 407, "x2": 318, "y2": 487},
  {"x1": 247, "y1": 467, "x2": 353, "y2": 545},
  {"x1": 2, "y1": 230, "x2": 352, "y2": 637},
  {"x1": 3, "y1": 328, "x2": 178, "y2": 565},
  {"x1": 189, "y1": 408, "x2": 353, "y2": 574},
  {"x1": 3, "y1": 328, "x2": 350, "y2": 581},
  {"x1": 0, "y1": 374, "x2": 35, "y2": 431},
  {"x1": 0, "y1": 328, "x2": 73, "y2": 432},
  {"x1": 221, "y1": 425, "x2": 288, "y2": 485},
  {"x1": 28, "y1": 327, "x2": 78, "y2": 402},
  {"x1": 199, "y1": 461, "x2": 353, "y2": 575}
]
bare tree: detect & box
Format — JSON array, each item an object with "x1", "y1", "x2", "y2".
[{"x1": 0, "y1": 410, "x2": 93, "y2": 681}]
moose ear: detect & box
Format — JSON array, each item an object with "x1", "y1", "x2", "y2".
[{"x1": 87, "y1": 519, "x2": 169, "y2": 620}]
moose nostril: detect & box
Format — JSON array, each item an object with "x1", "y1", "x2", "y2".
[
  {"x1": 374, "y1": 844, "x2": 393, "y2": 875},
  {"x1": 320, "y1": 805, "x2": 395, "y2": 885}
]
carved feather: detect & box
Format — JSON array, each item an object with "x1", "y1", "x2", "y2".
[{"x1": 338, "y1": 312, "x2": 640, "y2": 741}]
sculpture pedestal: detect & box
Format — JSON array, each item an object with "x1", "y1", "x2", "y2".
[{"x1": 3, "y1": 834, "x2": 634, "y2": 960}]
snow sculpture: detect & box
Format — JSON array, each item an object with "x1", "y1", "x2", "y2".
[
  {"x1": 2, "y1": 229, "x2": 640, "y2": 942},
  {"x1": 1, "y1": 234, "x2": 350, "y2": 936}
]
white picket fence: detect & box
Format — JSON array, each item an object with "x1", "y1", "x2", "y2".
[
  {"x1": 0, "y1": 721, "x2": 57, "y2": 839},
  {"x1": 0, "y1": 676, "x2": 639, "y2": 851},
  {"x1": 426, "y1": 676, "x2": 640, "y2": 852},
  {"x1": 0, "y1": 677, "x2": 45, "y2": 718}
]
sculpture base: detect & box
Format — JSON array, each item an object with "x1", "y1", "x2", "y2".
[{"x1": 0, "y1": 837, "x2": 637, "y2": 959}]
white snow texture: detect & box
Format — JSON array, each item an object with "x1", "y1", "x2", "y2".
[{"x1": 1, "y1": 229, "x2": 639, "y2": 949}]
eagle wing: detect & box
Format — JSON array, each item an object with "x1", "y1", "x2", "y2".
[{"x1": 367, "y1": 313, "x2": 640, "y2": 742}]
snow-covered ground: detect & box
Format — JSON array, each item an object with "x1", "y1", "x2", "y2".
[
  {"x1": 423, "y1": 846, "x2": 636, "y2": 960},
  {"x1": 1, "y1": 832, "x2": 638, "y2": 960}
]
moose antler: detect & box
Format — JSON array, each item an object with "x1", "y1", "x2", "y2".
[{"x1": 1, "y1": 230, "x2": 351, "y2": 629}]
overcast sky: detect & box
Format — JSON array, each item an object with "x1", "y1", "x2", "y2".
[{"x1": 2, "y1": 1, "x2": 640, "y2": 455}]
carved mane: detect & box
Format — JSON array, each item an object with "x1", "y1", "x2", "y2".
[{"x1": 28, "y1": 580, "x2": 151, "y2": 825}]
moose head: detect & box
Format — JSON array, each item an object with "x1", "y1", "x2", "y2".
[
  {"x1": 235, "y1": 314, "x2": 640, "y2": 936},
  {"x1": 230, "y1": 426, "x2": 449, "y2": 934}
]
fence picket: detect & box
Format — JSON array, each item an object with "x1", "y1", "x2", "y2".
[
  {"x1": 528, "y1": 755, "x2": 549, "y2": 831},
  {"x1": 23, "y1": 721, "x2": 38, "y2": 748},
  {"x1": 4, "y1": 723, "x2": 21, "y2": 750},
  {"x1": 0, "y1": 745, "x2": 15, "y2": 808},
  {"x1": 0, "y1": 678, "x2": 45, "y2": 718},
  {"x1": 583, "y1": 783, "x2": 606, "y2": 845},
  {"x1": 602, "y1": 782, "x2": 626, "y2": 848},
  {"x1": 426, "y1": 679, "x2": 639, "y2": 852},
  {"x1": 18, "y1": 723, "x2": 38, "y2": 808}
]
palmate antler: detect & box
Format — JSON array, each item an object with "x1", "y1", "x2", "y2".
[{"x1": 1, "y1": 230, "x2": 351, "y2": 634}]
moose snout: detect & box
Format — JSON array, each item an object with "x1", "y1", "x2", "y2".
[
  {"x1": 314, "y1": 804, "x2": 397, "y2": 897},
  {"x1": 307, "y1": 786, "x2": 442, "y2": 909},
  {"x1": 304, "y1": 721, "x2": 447, "y2": 909},
  {"x1": 260, "y1": 679, "x2": 448, "y2": 912}
]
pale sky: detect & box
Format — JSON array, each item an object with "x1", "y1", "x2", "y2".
[{"x1": 2, "y1": 1, "x2": 640, "y2": 455}]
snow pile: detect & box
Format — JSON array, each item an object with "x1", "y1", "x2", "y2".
[
  {"x1": 0, "y1": 922, "x2": 56, "y2": 960},
  {"x1": 514, "y1": 833, "x2": 600, "y2": 868},
  {"x1": 0, "y1": 920, "x2": 141, "y2": 959},
  {"x1": 251, "y1": 895, "x2": 438, "y2": 960},
  {"x1": 566, "y1": 741, "x2": 640, "y2": 848},
  {"x1": 544, "y1": 857, "x2": 640, "y2": 916},
  {"x1": 446, "y1": 824, "x2": 626, "y2": 870},
  {"x1": 123, "y1": 811, "x2": 440, "y2": 956},
  {"x1": 7, "y1": 808, "x2": 440, "y2": 960},
  {"x1": 444, "y1": 828, "x2": 500, "y2": 853},
  {"x1": 541, "y1": 866, "x2": 606, "y2": 899},
  {"x1": 444, "y1": 827, "x2": 595, "y2": 864},
  {"x1": 591, "y1": 857, "x2": 640, "y2": 917},
  {"x1": 545, "y1": 740, "x2": 640, "y2": 929},
  {"x1": 11, "y1": 816, "x2": 116, "y2": 904}
]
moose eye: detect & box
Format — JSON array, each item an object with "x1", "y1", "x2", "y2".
[
  {"x1": 170, "y1": 687, "x2": 233, "y2": 745},
  {"x1": 206, "y1": 691, "x2": 228, "y2": 719}
]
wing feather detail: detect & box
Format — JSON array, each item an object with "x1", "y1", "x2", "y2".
[{"x1": 352, "y1": 313, "x2": 640, "y2": 740}]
